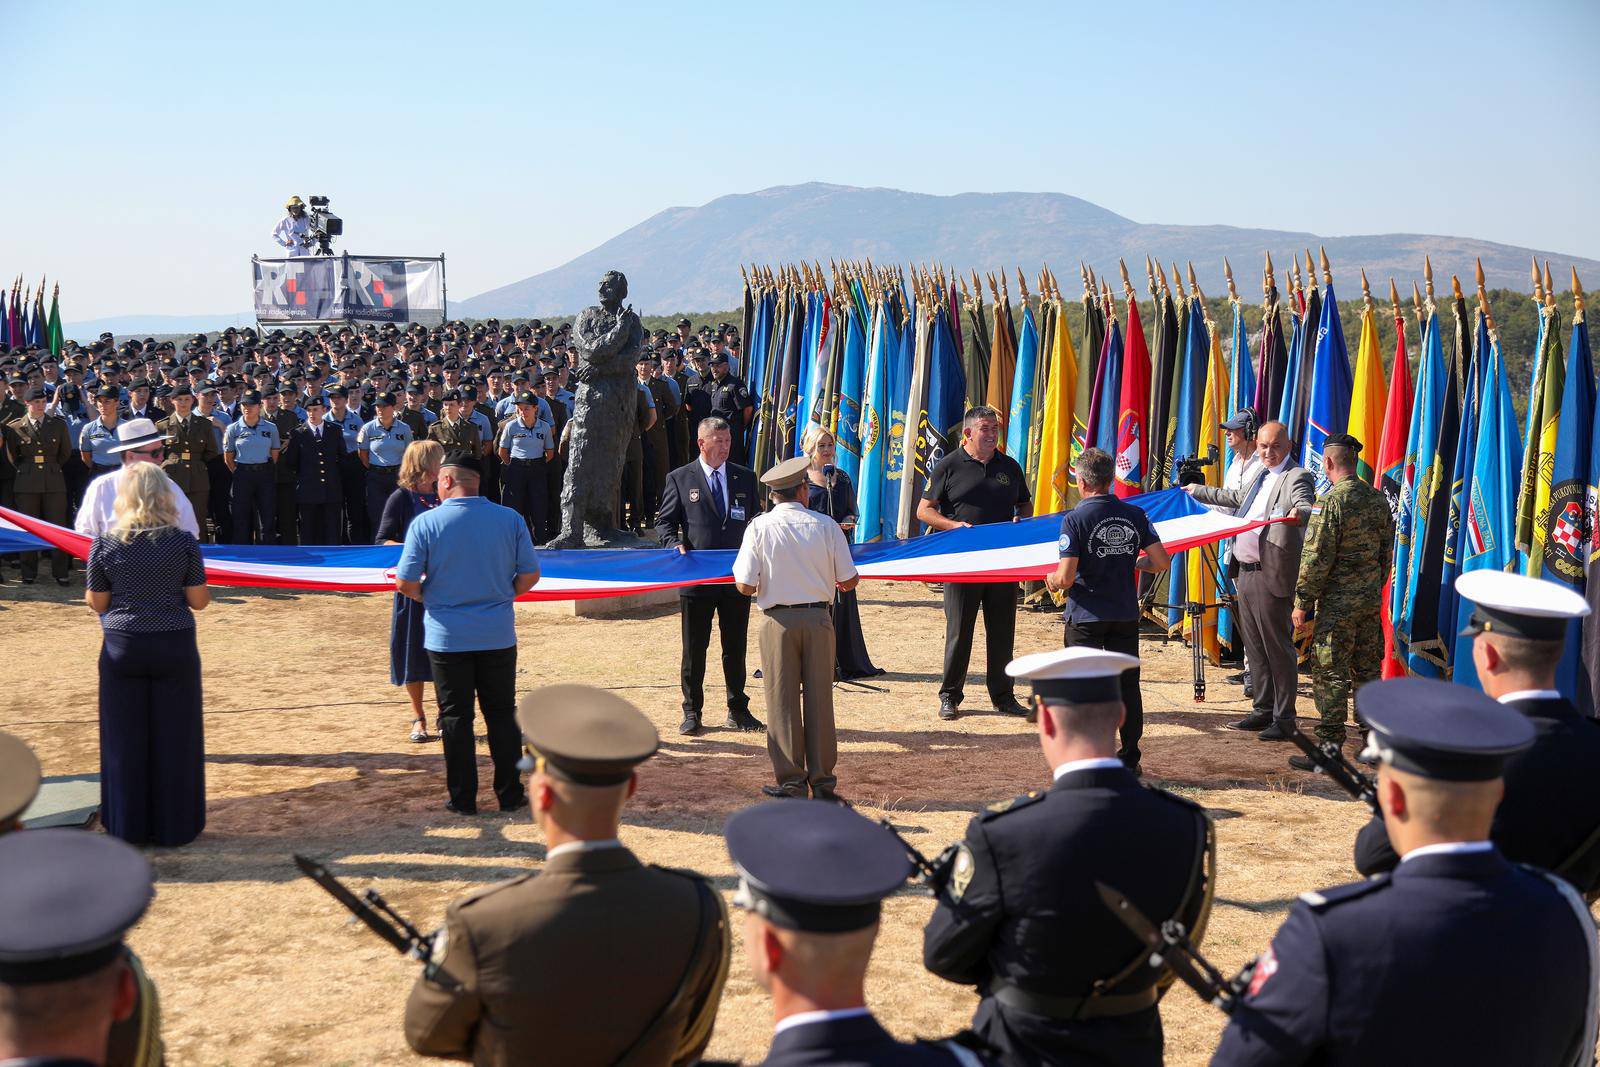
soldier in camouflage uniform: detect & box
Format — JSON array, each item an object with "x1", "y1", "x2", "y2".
[{"x1": 1290, "y1": 433, "x2": 1393, "y2": 767}]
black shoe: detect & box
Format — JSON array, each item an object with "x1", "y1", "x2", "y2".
[
  {"x1": 993, "y1": 697, "x2": 1029, "y2": 718},
  {"x1": 1257, "y1": 724, "x2": 1292, "y2": 741},
  {"x1": 728, "y1": 711, "x2": 765, "y2": 732},
  {"x1": 1243, "y1": 682, "x2": 1254, "y2": 700},
  {"x1": 761, "y1": 785, "x2": 802, "y2": 799},
  {"x1": 1226, "y1": 671, "x2": 1247, "y2": 685},
  {"x1": 813, "y1": 791, "x2": 850, "y2": 807},
  {"x1": 54, "y1": 577, "x2": 68, "y2": 587},
  {"x1": 1287, "y1": 755, "x2": 1316, "y2": 772},
  {"x1": 1124, "y1": 761, "x2": 1143, "y2": 779},
  {"x1": 1228, "y1": 712, "x2": 1272, "y2": 732},
  {"x1": 938, "y1": 696, "x2": 959, "y2": 721},
  {"x1": 500, "y1": 796, "x2": 528, "y2": 813},
  {"x1": 444, "y1": 801, "x2": 478, "y2": 816},
  {"x1": 679, "y1": 713, "x2": 701, "y2": 736}
]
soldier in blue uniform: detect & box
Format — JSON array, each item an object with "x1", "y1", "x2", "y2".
[
  {"x1": 222, "y1": 390, "x2": 281, "y2": 545},
  {"x1": 923, "y1": 647, "x2": 1213, "y2": 1067},
  {"x1": 326, "y1": 385, "x2": 368, "y2": 544},
  {"x1": 357, "y1": 393, "x2": 414, "y2": 542},
  {"x1": 282, "y1": 394, "x2": 345, "y2": 545},
  {"x1": 726, "y1": 800, "x2": 993, "y2": 1067},
  {"x1": 1353, "y1": 571, "x2": 1600, "y2": 897},
  {"x1": 496, "y1": 390, "x2": 554, "y2": 540},
  {"x1": 1212, "y1": 677, "x2": 1597, "y2": 1066},
  {"x1": 79, "y1": 384, "x2": 125, "y2": 478}
]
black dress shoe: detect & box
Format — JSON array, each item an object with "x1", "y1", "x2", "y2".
[
  {"x1": 1287, "y1": 755, "x2": 1316, "y2": 771},
  {"x1": 679, "y1": 713, "x2": 701, "y2": 736},
  {"x1": 1124, "y1": 761, "x2": 1143, "y2": 779},
  {"x1": 500, "y1": 796, "x2": 528, "y2": 812},
  {"x1": 1257, "y1": 723, "x2": 1292, "y2": 741},
  {"x1": 937, "y1": 697, "x2": 959, "y2": 721},
  {"x1": 993, "y1": 697, "x2": 1029, "y2": 718},
  {"x1": 1228, "y1": 712, "x2": 1273, "y2": 732},
  {"x1": 761, "y1": 785, "x2": 803, "y2": 799},
  {"x1": 444, "y1": 801, "x2": 478, "y2": 816},
  {"x1": 813, "y1": 791, "x2": 851, "y2": 807},
  {"x1": 728, "y1": 710, "x2": 765, "y2": 732}
]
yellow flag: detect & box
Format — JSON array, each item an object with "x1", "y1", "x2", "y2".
[
  {"x1": 1033, "y1": 298, "x2": 1079, "y2": 513},
  {"x1": 1348, "y1": 303, "x2": 1388, "y2": 484},
  {"x1": 1184, "y1": 320, "x2": 1228, "y2": 662}
]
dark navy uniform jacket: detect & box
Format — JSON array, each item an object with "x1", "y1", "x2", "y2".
[
  {"x1": 282, "y1": 423, "x2": 346, "y2": 504},
  {"x1": 654, "y1": 460, "x2": 757, "y2": 594},
  {"x1": 1212, "y1": 847, "x2": 1596, "y2": 1066},
  {"x1": 758, "y1": 1012, "x2": 985, "y2": 1066},
  {"x1": 923, "y1": 764, "x2": 1209, "y2": 1067},
  {"x1": 1354, "y1": 695, "x2": 1600, "y2": 894}
]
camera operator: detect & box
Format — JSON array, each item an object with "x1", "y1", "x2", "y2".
[{"x1": 273, "y1": 196, "x2": 313, "y2": 258}]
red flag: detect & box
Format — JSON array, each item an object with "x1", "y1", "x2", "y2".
[
  {"x1": 1114, "y1": 297, "x2": 1152, "y2": 498},
  {"x1": 1378, "y1": 304, "x2": 1414, "y2": 678}
]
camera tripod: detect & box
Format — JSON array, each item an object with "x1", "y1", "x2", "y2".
[{"x1": 1139, "y1": 542, "x2": 1235, "y2": 702}]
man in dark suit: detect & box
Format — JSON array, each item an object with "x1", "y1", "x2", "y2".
[
  {"x1": 655, "y1": 415, "x2": 764, "y2": 736},
  {"x1": 1354, "y1": 571, "x2": 1600, "y2": 897},
  {"x1": 1187, "y1": 420, "x2": 1314, "y2": 739},
  {"x1": 923, "y1": 647, "x2": 1212, "y2": 1067},
  {"x1": 281, "y1": 394, "x2": 345, "y2": 546}
]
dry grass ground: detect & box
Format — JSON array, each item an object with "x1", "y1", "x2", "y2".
[{"x1": 1, "y1": 578, "x2": 1380, "y2": 1066}]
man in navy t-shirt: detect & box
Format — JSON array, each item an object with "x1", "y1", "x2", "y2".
[{"x1": 1044, "y1": 447, "x2": 1170, "y2": 775}]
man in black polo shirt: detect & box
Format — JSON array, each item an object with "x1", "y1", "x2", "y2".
[
  {"x1": 1045, "y1": 447, "x2": 1170, "y2": 774},
  {"x1": 917, "y1": 405, "x2": 1033, "y2": 720}
]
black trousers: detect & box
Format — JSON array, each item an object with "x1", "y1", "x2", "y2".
[
  {"x1": 543, "y1": 458, "x2": 565, "y2": 541},
  {"x1": 208, "y1": 459, "x2": 233, "y2": 543},
  {"x1": 230, "y1": 466, "x2": 275, "y2": 544},
  {"x1": 340, "y1": 454, "x2": 368, "y2": 544},
  {"x1": 99, "y1": 627, "x2": 205, "y2": 846},
  {"x1": 1063, "y1": 617, "x2": 1144, "y2": 763},
  {"x1": 428, "y1": 645, "x2": 523, "y2": 812},
  {"x1": 940, "y1": 582, "x2": 1018, "y2": 706},
  {"x1": 501, "y1": 459, "x2": 547, "y2": 538},
  {"x1": 365, "y1": 466, "x2": 399, "y2": 543},
  {"x1": 13, "y1": 490, "x2": 68, "y2": 580},
  {"x1": 275, "y1": 480, "x2": 298, "y2": 545},
  {"x1": 298, "y1": 500, "x2": 342, "y2": 546},
  {"x1": 680, "y1": 588, "x2": 752, "y2": 717}
]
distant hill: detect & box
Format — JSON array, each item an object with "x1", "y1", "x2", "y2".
[
  {"x1": 455, "y1": 183, "x2": 1600, "y2": 317},
  {"x1": 63, "y1": 312, "x2": 255, "y2": 342}
]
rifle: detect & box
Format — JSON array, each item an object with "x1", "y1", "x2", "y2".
[
  {"x1": 293, "y1": 853, "x2": 461, "y2": 991},
  {"x1": 1096, "y1": 881, "x2": 1255, "y2": 1013},
  {"x1": 1287, "y1": 728, "x2": 1381, "y2": 815},
  {"x1": 878, "y1": 819, "x2": 958, "y2": 892}
]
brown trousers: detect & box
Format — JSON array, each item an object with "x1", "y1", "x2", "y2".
[
  {"x1": 13, "y1": 491, "x2": 68, "y2": 580},
  {"x1": 759, "y1": 606, "x2": 837, "y2": 796}
]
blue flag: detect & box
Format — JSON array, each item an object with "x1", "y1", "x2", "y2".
[
  {"x1": 1006, "y1": 305, "x2": 1039, "y2": 463},
  {"x1": 1517, "y1": 304, "x2": 1550, "y2": 573},
  {"x1": 883, "y1": 298, "x2": 915, "y2": 537},
  {"x1": 1438, "y1": 313, "x2": 1487, "y2": 669},
  {"x1": 1451, "y1": 332, "x2": 1523, "y2": 688},
  {"x1": 1225, "y1": 303, "x2": 1256, "y2": 470},
  {"x1": 1166, "y1": 298, "x2": 1210, "y2": 630},
  {"x1": 1399, "y1": 310, "x2": 1447, "y2": 676},
  {"x1": 1303, "y1": 283, "x2": 1352, "y2": 490},
  {"x1": 1093, "y1": 320, "x2": 1124, "y2": 452},
  {"x1": 855, "y1": 301, "x2": 894, "y2": 544},
  {"x1": 1278, "y1": 299, "x2": 1306, "y2": 435},
  {"x1": 1538, "y1": 307, "x2": 1594, "y2": 698},
  {"x1": 834, "y1": 302, "x2": 866, "y2": 488}
]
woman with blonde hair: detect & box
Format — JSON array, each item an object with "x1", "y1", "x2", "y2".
[
  {"x1": 85, "y1": 461, "x2": 210, "y2": 846},
  {"x1": 375, "y1": 439, "x2": 444, "y2": 742},
  {"x1": 800, "y1": 426, "x2": 882, "y2": 679}
]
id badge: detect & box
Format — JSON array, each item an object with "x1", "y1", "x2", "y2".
[{"x1": 729, "y1": 505, "x2": 746, "y2": 522}]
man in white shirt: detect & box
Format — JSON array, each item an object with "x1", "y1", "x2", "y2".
[
  {"x1": 74, "y1": 419, "x2": 201, "y2": 539},
  {"x1": 734, "y1": 455, "x2": 858, "y2": 801},
  {"x1": 271, "y1": 197, "x2": 312, "y2": 257}
]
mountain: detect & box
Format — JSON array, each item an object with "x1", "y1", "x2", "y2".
[
  {"x1": 63, "y1": 312, "x2": 256, "y2": 342},
  {"x1": 455, "y1": 183, "x2": 1600, "y2": 317}
]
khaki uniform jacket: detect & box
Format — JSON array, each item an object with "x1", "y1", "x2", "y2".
[
  {"x1": 4, "y1": 415, "x2": 72, "y2": 495},
  {"x1": 160, "y1": 413, "x2": 222, "y2": 494},
  {"x1": 404, "y1": 846, "x2": 729, "y2": 1067},
  {"x1": 0, "y1": 397, "x2": 22, "y2": 481},
  {"x1": 428, "y1": 418, "x2": 480, "y2": 453}
]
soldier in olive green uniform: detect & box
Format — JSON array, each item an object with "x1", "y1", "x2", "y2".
[
  {"x1": 427, "y1": 390, "x2": 481, "y2": 454},
  {"x1": 159, "y1": 383, "x2": 221, "y2": 542},
  {"x1": 1291, "y1": 434, "x2": 1394, "y2": 763},
  {"x1": 405, "y1": 686, "x2": 729, "y2": 1067},
  {"x1": 4, "y1": 386, "x2": 73, "y2": 583}
]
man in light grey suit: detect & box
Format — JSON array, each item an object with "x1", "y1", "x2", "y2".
[{"x1": 1187, "y1": 421, "x2": 1315, "y2": 738}]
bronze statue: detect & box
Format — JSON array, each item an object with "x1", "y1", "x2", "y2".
[{"x1": 544, "y1": 271, "x2": 648, "y2": 548}]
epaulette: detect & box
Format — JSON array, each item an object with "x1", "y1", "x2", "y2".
[
  {"x1": 980, "y1": 790, "x2": 1047, "y2": 821},
  {"x1": 453, "y1": 871, "x2": 536, "y2": 909},
  {"x1": 1297, "y1": 874, "x2": 1389, "y2": 910},
  {"x1": 649, "y1": 863, "x2": 712, "y2": 885}
]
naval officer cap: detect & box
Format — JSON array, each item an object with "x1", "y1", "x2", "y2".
[
  {"x1": 1005, "y1": 646, "x2": 1139, "y2": 704},
  {"x1": 725, "y1": 800, "x2": 912, "y2": 933},
  {"x1": 761, "y1": 454, "x2": 811, "y2": 492},
  {"x1": 1456, "y1": 570, "x2": 1590, "y2": 642},
  {"x1": 0, "y1": 731, "x2": 42, "y2": 826},
  {"x1": 1355, "y1": 677, "x2": 1536, "y2": 782},
  {"x1": 514, "y1": 685, "x2": 659, "y2": 785},
  {"x1": 0, "y1": 830, "x2": 153, "y2": 985}
]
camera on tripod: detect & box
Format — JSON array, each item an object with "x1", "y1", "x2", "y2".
[
  {"x1": 302, "y1": 195, "x2": 343, "y2": 256},
  {"x1": 1175, "y1": 444, "x2": 1219, "y2": 487}
]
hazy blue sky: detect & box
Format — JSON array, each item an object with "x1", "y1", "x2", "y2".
[{"x1": 6, "y1": 0, "x2": 1596, "y2": 320}]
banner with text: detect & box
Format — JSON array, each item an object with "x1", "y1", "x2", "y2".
[{"x1": 252, "y1": 255, "x2": 445, "y2": 325}]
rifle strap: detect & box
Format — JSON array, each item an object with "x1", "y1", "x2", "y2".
[{"x1": 608, "y1": 872, "x2": 724, "y2": 1067}]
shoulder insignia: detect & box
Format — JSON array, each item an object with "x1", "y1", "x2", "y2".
[
  {"x1": 1298, "y1": 874, "x2": 1389, "y2": 910},
  {"x1": 982, "y1": 790, "x2": 1045, "y2": 819},
  {"x1": 948, "y1": 844, "x2": 976, "y2": 902}
]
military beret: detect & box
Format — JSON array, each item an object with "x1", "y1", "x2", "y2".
[
  {"x1": 1323, "y1": 432, "x2": 1361, "y2": 453},
  {"x1": 439, "y1": 449, "x2": 480, "y2": 475}
]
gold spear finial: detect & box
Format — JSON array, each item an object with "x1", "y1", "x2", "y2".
[
  {"x1": 1119, "y1": 258, "x2": 1134, "y2": 302},
  {"x1": 1303, "y1": 249, "x2": 1315, "y2": 290},
  {"x1": 1156, "y1": 260, "x2": 1170, "y2": 296},
  {"x1": 1080, "y1": 262, "x2": 1091, "y2": 298},
  {"x1": 1424, "y1": 256, "x2": 1435, "y2": 303},
  {"x1": 1264, "y1": 252, "x2": 1275, "y2": 300},
  {"x1": 1319, "y1": 246, "x2": 1332, "y2": 287},
  {"x1": 1103, "y1": 280, "x2": 1117, "y2": 321},
  {"x1": 1532, "y1": 257, "x2": 1544, "y2": 303},
  {"x1": 1545, "y1": 261, "x2": 1556, "y2": 308},
  {"x1": 1451, "y1": 274, "x2": 1464, "y2": 303},
  {"x1": 1413, "y1": 279, "x2": 1423, "y2": 315},
  {"x1": 1145, "y1": 255, "x2": 1157, "y2": 296},
  {"x1": 1016, "y1": 268, "x2": 1031, "y2": 304},
  {"x1": 1190, "y1": 266, "x2": 1206, "y2": 306},
  {"x1": 1389, "y1": 278, "x2": 1401, "y2": 322},
  {"x1": 1225, "y1": 258, "x2": 1239, "y2": 303},
  {"x1": 1574, "y1": 268, "x2": 1586, "y2": 322},
  {"x1": 1361, "y1": 269, "x2": 1372, "y2": 311},
  {"x1": 1171, "y1": 262, "x2": 1186, "y2": 301},
  {"x1": 999, "y1": 271, "x2": 1010, "y2": 305},
  {"x1": 958, "y1": 273, "x2": 971, "y2": 301}
]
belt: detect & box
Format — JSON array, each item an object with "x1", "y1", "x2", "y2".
[
  {"x1": 990, "y1": 981, "x2": 1159, "y2": 1020},
  {"x1": 1237, "y1": 561, "x2": 1263, "y2": 572},
  {"x1": 369, "y1": 465, "x2": 399, "y2": 477},
  {"x1": 93, "y1": 463, "x2": 120, "y2": 473},
  {"x1": 236, "y1": 462, "x2": 271, "y2": 470},
  {"x1": 506, "y1": 457, "x2": 544, "y2": 466},
  {"x1": 769, "y1": 601, "x2": 828, "y2": 611}
]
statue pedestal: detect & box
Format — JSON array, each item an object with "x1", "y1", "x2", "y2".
[{"x1": 522, "y1": 585, "x2": 681, "y2": 619}]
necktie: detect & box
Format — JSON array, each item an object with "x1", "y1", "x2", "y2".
[
  {"x1": 711, "y1": 469, "x2": 726, "y2": 519},
  {"x1": 1238, "y1": 468, "x2": 1268, "y2": 517}
]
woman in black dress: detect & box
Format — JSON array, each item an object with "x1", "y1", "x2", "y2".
[
  {"x1": 85, "y1": 461, "x2": 210, "y2": 846},
  {"x1": 376, "y1": 439, "x2": 443, "y2": 743},
  {"x1": 801, "y1": 427, "x2": 883, "y2": 679}
]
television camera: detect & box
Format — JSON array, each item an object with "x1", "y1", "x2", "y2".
[{"x1": 300, "y1": 195, "x2": 343, "y2": 256}]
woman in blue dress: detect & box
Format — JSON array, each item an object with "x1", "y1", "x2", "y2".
[
  {"x1": 800, "y1": 427, "x2": 883, "y2": 680},
  {"x1": 375, "y1": 439, "x2": 443, "y2": 742}
]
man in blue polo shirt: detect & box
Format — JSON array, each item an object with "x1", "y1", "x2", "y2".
[
  {"x1": 1044, "y1": 447, "x2": 1170, "y2": 776},
  {"x1": 397, "y1": 451, "x2": 540, "y2": 816}
]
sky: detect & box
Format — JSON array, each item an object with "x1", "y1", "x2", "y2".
[{"x1": 5, "y1": 0, "x2": 1597, "y2": 321}]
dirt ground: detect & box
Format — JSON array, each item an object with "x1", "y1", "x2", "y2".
[{"x1": 1, "y1": 577, "x2": 1381, "y2": 1066}]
